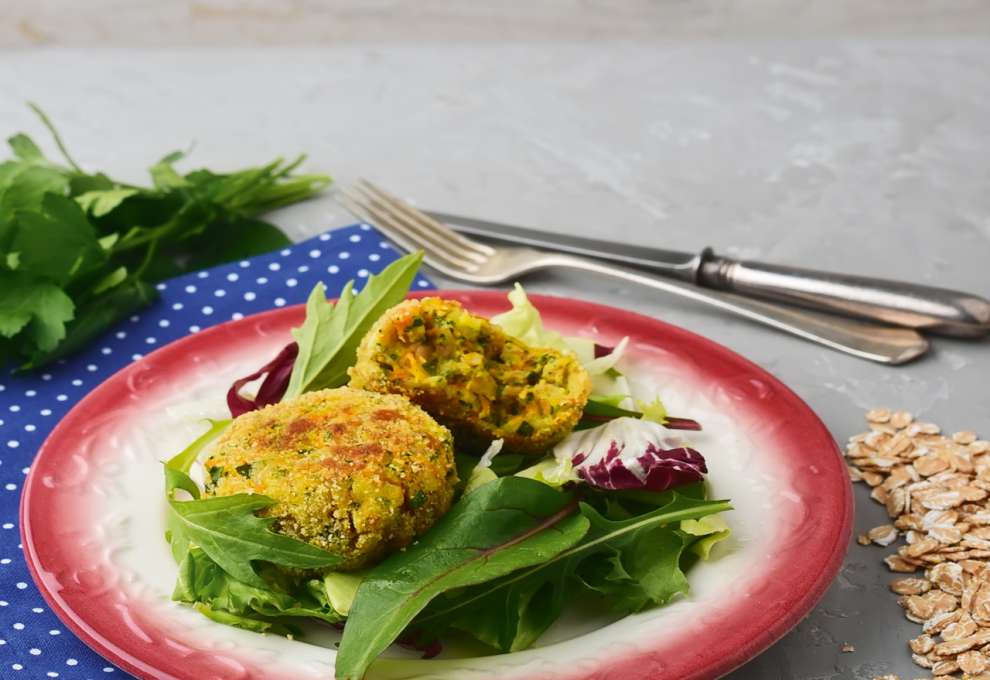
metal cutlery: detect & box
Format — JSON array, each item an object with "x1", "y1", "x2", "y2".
[
  {"x1": 427, "y1": 210, "x2": 990, "y2": 338},
  {"x1": 338, "y1": 180, "x2": 929, "y2": 365}
]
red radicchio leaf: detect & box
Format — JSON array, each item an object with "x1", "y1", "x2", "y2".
[
  {"x1": 227, "y1": 342, "x2": 299, "y2": 417},
  {"x1": 661, "y1": 416, "x2": 703, "y2": 431},
  {"x1": 593, "y1": 343, "x2": 613, "y2": 359},
  {"x1": 574, "y1": 441, "x2": 706, "y2": 492},
  {"x1": 397, "y1": 632, "x2": 442, "y2": 659}
]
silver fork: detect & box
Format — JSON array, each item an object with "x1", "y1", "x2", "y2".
[{"x1": 338, "y1": 180, "x2": 929, "y2": 365}]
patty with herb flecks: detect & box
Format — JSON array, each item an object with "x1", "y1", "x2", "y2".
[
  {"x1": 348, "y1": 297, "x2": 591, "y2": 456},
  {"x1": 202, "y1": 387, "x2": 457, "y2": 570}
]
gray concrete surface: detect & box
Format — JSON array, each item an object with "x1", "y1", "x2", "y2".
[{"x1": 2, "y1": 30, "x2": 989, "y2": 680}]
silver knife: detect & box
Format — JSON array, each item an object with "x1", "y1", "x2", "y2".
[{"x1": 427, "y1": 210, "x2": 990, "y2": 338}]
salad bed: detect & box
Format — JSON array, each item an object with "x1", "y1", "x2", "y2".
[{"x1": 161, "y1": 253, "x2": 732, "y2": 680}]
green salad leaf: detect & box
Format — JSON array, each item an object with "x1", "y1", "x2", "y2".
[
  {"x1": 490, "y1": 283, "x2": 595, "y2": 361},
  {"x1": 0, "y1": 104, "x2": 331, "y2": 369},
  {"x1": 174, "y1": 547, "x2": 342, "y2": 632},
  {"x1": 283, "y1": 251, "x2": 423, "y2": 399},
  {"x1": 324, "y1": 571, "x2": 367, "y2": 617},
  {"x1": 334, "y1": 477, "x2": 590, "y2": 680},
  {"x1": 413, "y1": 492, "x2": 731, "y2": 654},
  {"x1": 166, "y1": 492, "x2": 342, "y2": 587}
]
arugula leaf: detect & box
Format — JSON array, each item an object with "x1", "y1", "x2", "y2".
[
  {"x1": 163, "y1": 420, "x2": 342, "y2": 586},
  {"x1": 324, "y1": 571, "x2": 366, "y2": 617},
  {"x1": 334, "y1": 477, "x2": 589, "y2": 680},
  {"x1": 414, "y1": 493, "x2": 731, "y2": 654},
  {"x1": 163, "y1": 418, "x2": 233, "y2": 562},
  {"x1": 166, "y1": 492, "x2": 344, "y2": 587},
  {"x1": 583, "y1": 399, "x2": 640, "y2": 419},
  {"x1": 283, "y1": 252, "x2": 423, "y2": 399}
]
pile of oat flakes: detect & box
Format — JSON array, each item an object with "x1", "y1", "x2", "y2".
[{"x1": 847, "y1": 408, "x2": 990, "y2": 680}]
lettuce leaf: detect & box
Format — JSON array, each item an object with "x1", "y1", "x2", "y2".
[
  {"x1": 174, "y1": 547, "x2": 343, "y2": 629},
  {"x1": 490, "y1": 283, "x2": 594, "y2": 361},
  {"x1": 462, "y1": 439, "x2": 503, "y2": 495},
  {"x1": 515, "y1": 456, "x2": 577, "y2": 489},
  {"x1": 681, "y1": 514, "x2": 731, "y2": 560},
  {"x1": 490, "y1": 284, "x2": 637, "y2": 406},
  {"x1": 324, "y1": 571, "x2": 367, "y2": 617}
]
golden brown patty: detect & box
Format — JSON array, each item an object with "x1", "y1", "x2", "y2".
[
  {"x1": 348, "y1": 297, "x2": 591, "y2": 455},
  {"x1": 202, "y1": 387, "x2": 457, "y2": 570}
]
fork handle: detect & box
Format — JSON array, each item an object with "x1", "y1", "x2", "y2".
[
  {"x1": 698, "y1": 253, "x2": 990, "y2": 338},
  {"x1": 546, "y1": 253, "x2": 929, "y2": 365}
]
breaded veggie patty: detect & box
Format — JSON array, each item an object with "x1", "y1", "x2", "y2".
[
  {"x1": 348, "y1": 297, "x2": 591, "y2": 455},
  {"x1": 202, "y1": 387, "x2": 457, "y2": 570}
]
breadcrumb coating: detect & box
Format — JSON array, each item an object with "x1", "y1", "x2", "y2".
[{"x1": 203, "y1": 387, "x2": 457, "y2": 570}]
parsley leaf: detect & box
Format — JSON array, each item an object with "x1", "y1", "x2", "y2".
[{"x1": 0, "y1": 271, "x2": 74, "y2": 351}]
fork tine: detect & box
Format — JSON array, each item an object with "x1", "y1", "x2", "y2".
[
  {"x1": 338, "y1": 189, "x2": 479, "y2": 275},
  {"x1": 336, "y1": 192, "x2": 419, "y2": 256},
  {"x1": 348, "y1": 183, "x2": 490, "y2": 266},
  {"x1": 357, "y1": 180, "x2": 496, "y2": 257}
]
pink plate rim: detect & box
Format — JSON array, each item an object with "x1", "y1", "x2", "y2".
[{"x1": 21, "y1": 290, "x2": 853, "y2": 680}]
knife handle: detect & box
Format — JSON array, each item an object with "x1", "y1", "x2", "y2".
[{"x1": 697, "y1": 252, "x2": 990, "y2": 337}]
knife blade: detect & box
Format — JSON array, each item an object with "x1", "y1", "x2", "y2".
[{"x1": 425, "y1": 210, "x2": 706, "y2": 282}]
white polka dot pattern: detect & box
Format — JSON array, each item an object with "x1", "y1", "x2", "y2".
[{"x1": 0, "y1": 225, "x2": 428, "y2": 678}]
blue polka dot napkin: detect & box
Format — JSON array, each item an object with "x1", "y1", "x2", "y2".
[{"x1": 0, "y1": 224, "x2": 433, "y2": 679}]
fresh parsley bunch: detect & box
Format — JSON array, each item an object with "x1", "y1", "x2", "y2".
[{"x1": 0, "y1": 104, "x2": 331, "y2": 370}]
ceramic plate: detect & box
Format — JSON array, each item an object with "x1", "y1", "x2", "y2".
[{"x1": 21, "y1": 291, "x2": 852, "y2": 680}]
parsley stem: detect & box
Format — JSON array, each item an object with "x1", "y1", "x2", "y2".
[{"x1": 28, "y1": 101, "x2": 83, "y2": 173}]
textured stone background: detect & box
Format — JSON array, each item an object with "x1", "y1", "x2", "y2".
[{"x1": 2, "y1": 3, "x2": 990, "y2": 678}]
